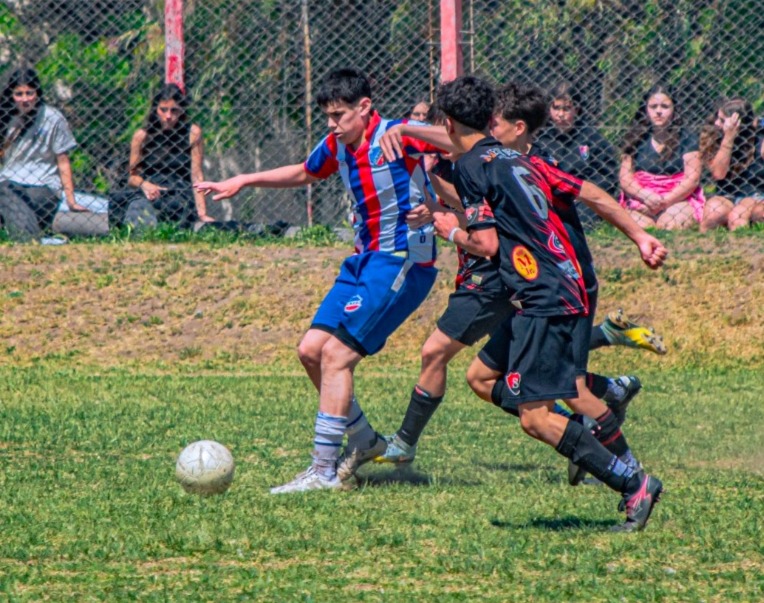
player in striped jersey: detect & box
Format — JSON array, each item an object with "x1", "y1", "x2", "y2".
[{"x1": 196, "y1": 68, "x2": 443, "y2": 493}]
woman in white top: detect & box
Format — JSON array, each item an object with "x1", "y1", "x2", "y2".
[{"x1": 0, "y1": 67, "x2": 86, "y2": 240}]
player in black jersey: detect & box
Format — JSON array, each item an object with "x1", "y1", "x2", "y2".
[
  {"x1": 374, "y1": 92, "x2": 660, "y2": 471},
  {"x1": 435, "y1": 76, "x2": 665, "y2": 531},
  {"x1": 472, "y1": 81, "x2": 665, "y2": 486}
]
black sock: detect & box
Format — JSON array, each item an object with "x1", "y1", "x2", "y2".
[
  {"x1": 398, "y1": 386, "x2": 444, "y2": 447},
  {"x1": 589, "y1": 325, "x2": 610, "y2": 349},
  {"x1": 592, "y1": 409, "x2": 629, "y2": 457},
  {"x1": 587, "y1": 372, "x2": 609, "y2": 399},
  {"x1": 556, "y1": 420, "x2": 640, "y2": 494}
]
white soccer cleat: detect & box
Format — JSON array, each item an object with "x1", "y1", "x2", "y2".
[{"x1": 269, "y1": 465, "x2": 342, "y2": 495}]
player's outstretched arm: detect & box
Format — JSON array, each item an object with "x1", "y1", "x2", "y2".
[
  {"x1": 195, "y1": 163, "x2": 318, "y2": 201},
  {"x1": 379, "y1": 124, "x2": 457, "y2": 162},
  {"x1": 578, "y1": 181, "x2": 668, "y2": 269}
]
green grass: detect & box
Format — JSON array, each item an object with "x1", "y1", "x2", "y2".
[{"x1": 0, "y1": 366, "x2": 762, "y2": 601}]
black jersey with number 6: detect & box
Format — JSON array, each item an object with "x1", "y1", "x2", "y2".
[{"x1": 453, "y1": 137, "x2": 588, "y2": 317}]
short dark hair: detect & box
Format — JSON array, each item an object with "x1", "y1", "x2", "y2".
[
  {"x1": 436, "y1": 76, "x2": 495, "y2": 132},
  {"x1": 495, "y1": 81, "x2": 548, "y2": 135},
  {"x1": 548, "y1": 81, "x2": 582, "y2": 109},
  {"x1": 316, "y1": 68, "x2": 372, "y2": 108}
]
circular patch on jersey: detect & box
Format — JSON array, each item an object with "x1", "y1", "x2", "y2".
[{"x1": 512, "y1": 246, "x2": 539, "y2": 281}]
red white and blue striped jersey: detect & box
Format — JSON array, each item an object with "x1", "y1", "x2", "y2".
[{"x1": 304, "y1": 111, "x2": 440, "y2": 264}]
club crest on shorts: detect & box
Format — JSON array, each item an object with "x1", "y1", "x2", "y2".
[
  {"x1": 344, "y1": 295, "x2": 363, "y2": 312},
  {"x1": 512, "y1": 245, "x2": 539, "y2": 281},
  {"x1": 506, "y1": 372, "x2": 521, "y2": 396},
  {"x1": 579, "y1": 145, "x2": 589, "y2": 160}
]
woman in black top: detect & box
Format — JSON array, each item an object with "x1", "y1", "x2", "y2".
[
  {"x1": 536, "y1": 83, "x2": 620, "y2": 229},
  {"x1": 123, "y1": 84, "x2": 213, "y2": 229},
  {"x1": 619, "y1": 83, "x2": 704, "y2": 230},
  {"x1": 536, "y1": 82, "x2": 619, "y2": 206},
  {"x1": 699, "y1": 97, "x2": 764, "y2": 231}
]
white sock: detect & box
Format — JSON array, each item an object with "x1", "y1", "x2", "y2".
[
  {"x1": 313, "y1": 412, "x2": 347, "y2": 477},
  {"x1": 345, "y1": 396, "x2": 376, "y2": 450}
]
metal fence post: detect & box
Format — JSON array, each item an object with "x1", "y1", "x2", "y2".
[
  {"x1": 165, "y1": 0, "x2": 185, "y2": 91},
  {"x1": 440, "y1": 0, "x2": 463, "y2": 81}
]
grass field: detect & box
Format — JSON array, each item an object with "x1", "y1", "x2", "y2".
[
  {"x1": 0, "y1": 366, "x2": 762, "y2": 601},
  {"x1": 0, "y1": 230, "x2": 763, "y2": 601}
]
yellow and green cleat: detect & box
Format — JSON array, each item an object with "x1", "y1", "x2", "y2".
[{"x1": 600, "y1": 309, "x2": 667, "y2": 355}]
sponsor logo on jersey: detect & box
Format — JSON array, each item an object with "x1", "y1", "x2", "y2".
[
  {"x1": 344, "y1": 295, "x2": 363, "y2": 312},
  {"x1": 556, "y1": 259, "x2": 581, "y2": 281},
  {"x1": 512, "y1": 245, "x2": 539, "y2": 280},
  {"x1": 506, "y1": 372, "x2": 521, "y2": 396},
  {"x1": 579, "y1": 145, "x2": 589, "y2": 160},
  {"x1": 481, "y1": 147, "x2": 519, "y2": 163}
]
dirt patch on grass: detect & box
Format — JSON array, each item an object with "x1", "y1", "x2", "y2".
[{"x1": 1, "y1": 233, "x2": 762, "y2": 371}]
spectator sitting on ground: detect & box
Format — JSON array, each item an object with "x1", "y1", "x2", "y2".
[
  {"x1": 699, "y1": 97, "x2": 764, "y2": 231},
  {"x1": 618, "y1": 82, "x2": 704, "y2": 230},
  {"x1": 535, "y1": 81, "x2": 619, "y2": 228},
  {"x1": 0, "y1": 67, "x2": 87, "y2": 241},
  {"x1": 120, "y1": 83, "x2": 214, "y2": 230}
]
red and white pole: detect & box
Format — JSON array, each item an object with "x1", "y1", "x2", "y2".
[
  {"x1": 165, "y1": 0, "x2": 185, "y2": 91},
  {"x1": 440, "y1": 0, "x2": 463, "y2": 82}
]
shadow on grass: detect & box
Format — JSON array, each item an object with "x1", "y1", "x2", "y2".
[
  {"x1": 473, "y1": 461, "x2": 568, "y2": 484},
  {"x1": 355, "y1": 463, "x2": 489, "y2": 488},
  {"x1": 489, "y1": 516, "x2": 615, "y2": 531},
  {"x1": 356, "y1": 465, "x2": 433, "y2": 488},
  {"x1": 474, "y1": 462, "x2": 558, "y2": 473},
  {"x1": 356, "y1": 466, "x2": 488, "y2": 488}
]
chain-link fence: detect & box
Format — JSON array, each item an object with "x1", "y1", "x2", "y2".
[
  {"x1": 0, "y1": 0, "x2": 439, "y2": 239},
  {"x1": 1, "y1": 0, "x2": 763, "y2": 239},
  {"x1": 465, "y1": 0, "x2": 764, "y2": 232}
]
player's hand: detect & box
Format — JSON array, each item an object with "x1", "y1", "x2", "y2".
[
  {"x1": 722, "y1": 112, "x2": 741, "y2": 136},
  {"x1": 66, "y1": 200, "x2": 89, "y2": 212},
  {"x1": 431, "y1": 210, "x2": 460, "y2": 240},
  {"x1": 379, "y1": 125, "x2": 406, "y2": 162},
  {"x1": 140, "y1": 181, "x2": 167, "y2": 202},
  {"x1": 636, "y1": 234, "x2": 668, "y2": 269},
  {"x1": 197, "y1": 213, "x2": 216, "y2": 223},
  {"x1": 406, "y1": 204, "x2": 433, "y2": 229},
  {"x1": 195, "y1": 176, "x2": 245, "y2": 201}
]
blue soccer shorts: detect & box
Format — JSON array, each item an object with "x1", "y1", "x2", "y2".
[{"x1": 311, "y1": 251, "x2": 437, "y2": 356}]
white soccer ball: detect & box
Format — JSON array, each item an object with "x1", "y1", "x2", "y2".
[{"x1": 175, "y1": 440, "x2": 235, "y2": 495}]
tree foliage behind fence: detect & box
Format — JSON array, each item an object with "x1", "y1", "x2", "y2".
[{"x1": 0, "y1": 0, "x2": 762, "y2": 234}]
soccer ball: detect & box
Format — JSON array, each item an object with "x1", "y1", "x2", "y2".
[{"x1": 175, "y1": 440, "x2": 235, "y2": 495}]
